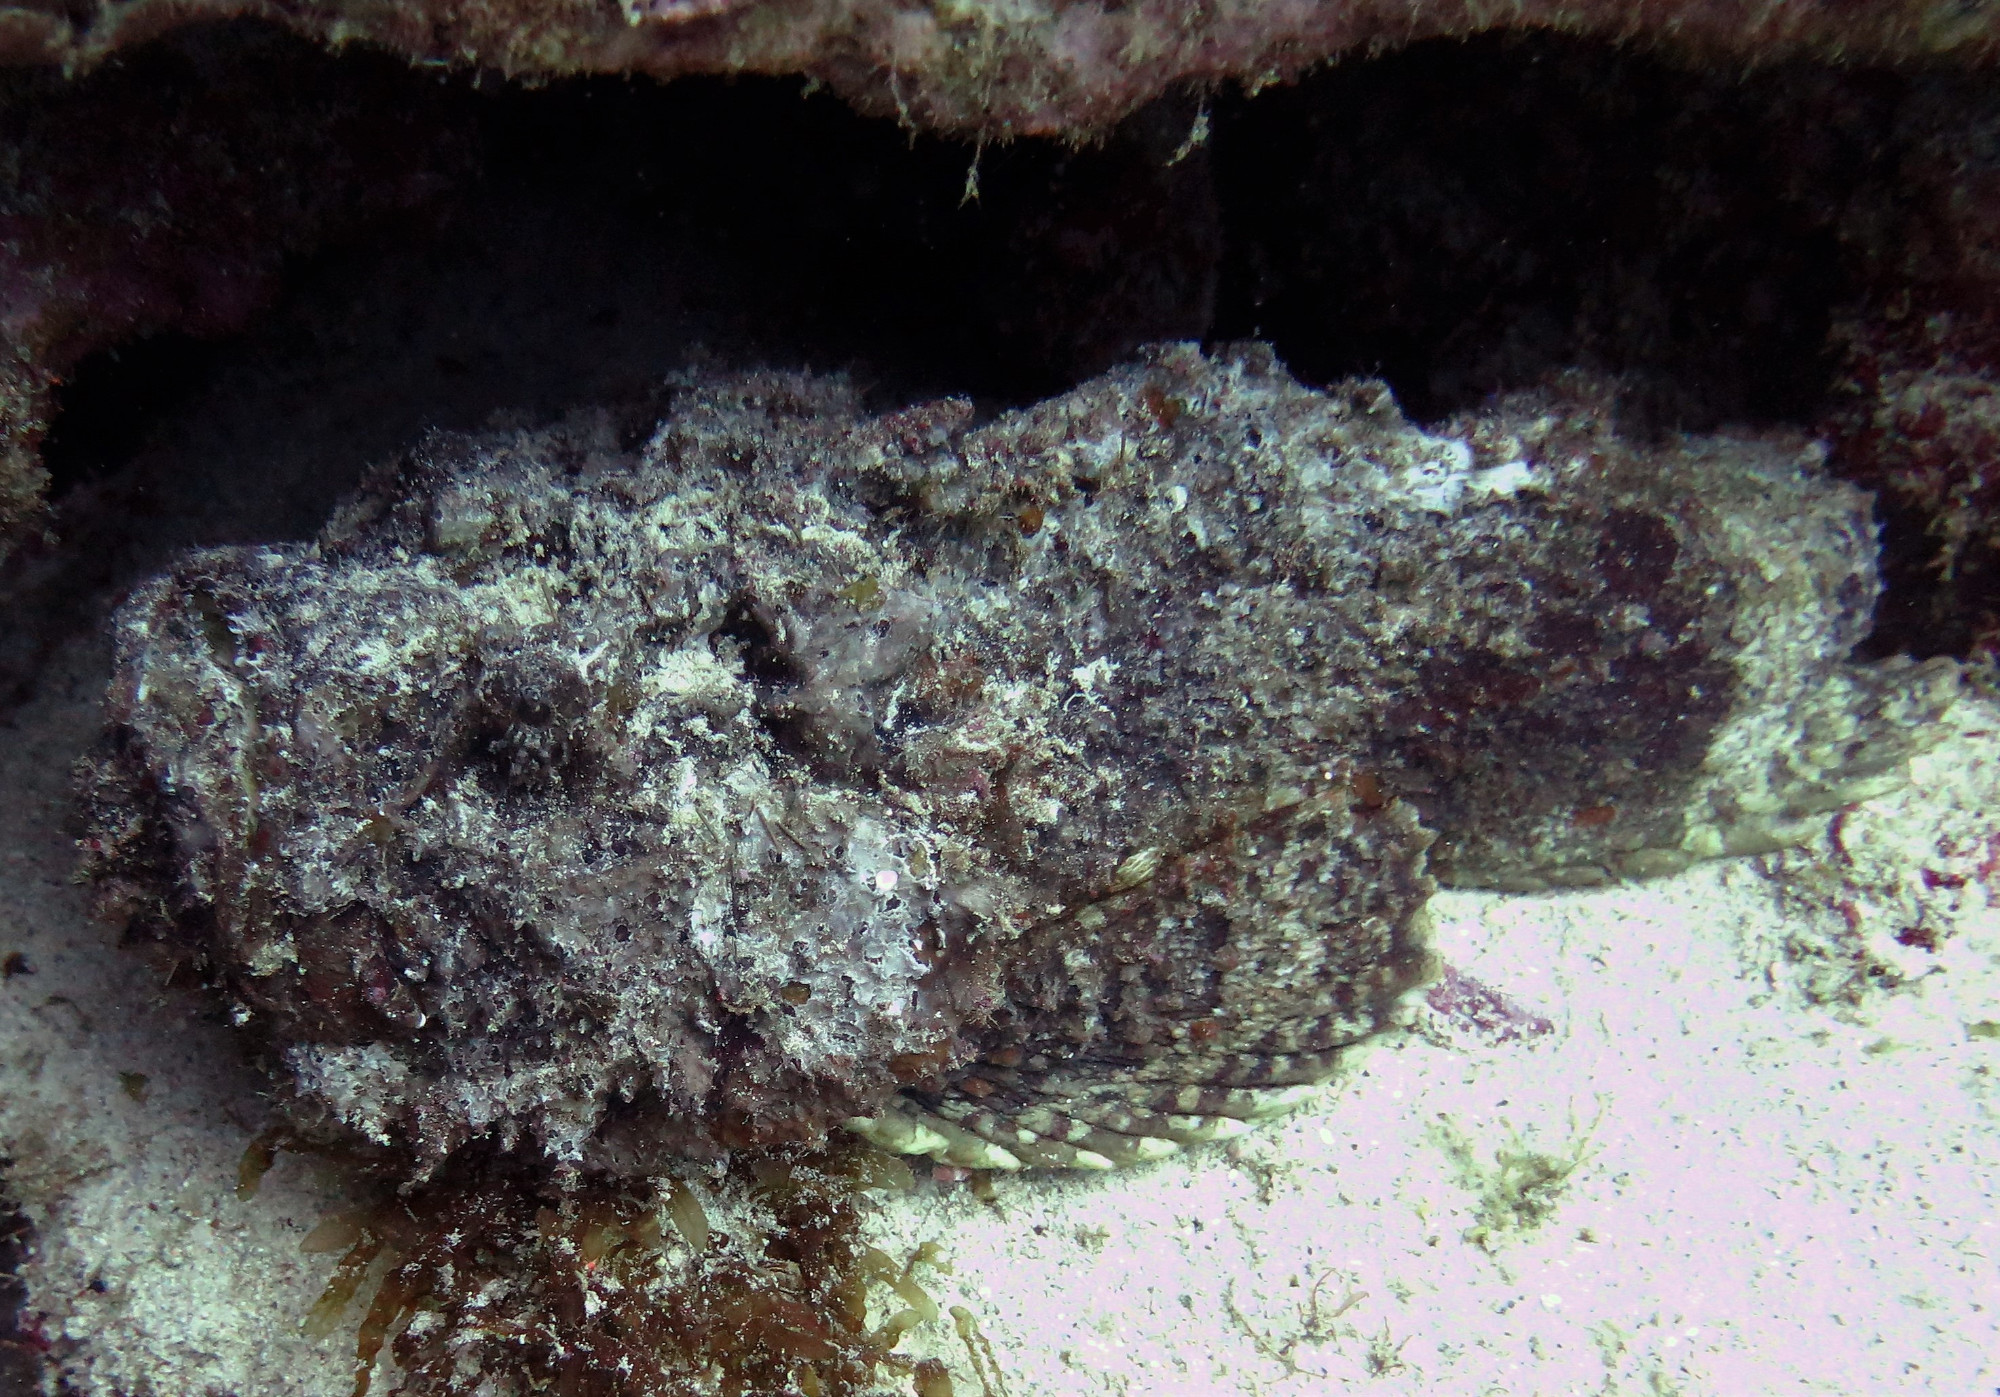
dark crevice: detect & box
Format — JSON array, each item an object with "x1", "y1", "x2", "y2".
[
  {"x1": 1212, "y1": 34, "x2": 1858, "y2": 433},
  {"x1": 0, "y1": 1173, "x2": 38, "y2": 1396},
  {"x1": 710, "y1": 598, "x2": 804, "y2": 693},
  {"x1": 1860, "y1": 497, "x2": 1992, "y2": 659},
  {"x1": 0, "y1": 32, "x2": 1217, "y2": 706},
  {"x1": 40, "y1": 335, "x2": 227, "y2": 500},
  {"x1": 0, "y1": 26, "x2": 1988, "y2": 703}
]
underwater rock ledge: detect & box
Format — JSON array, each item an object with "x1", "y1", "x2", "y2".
[
  {"x1": 4, "y1": 0, "x2": 1997, "y2": 135},
  {"x1": 75, "y1": 343, "x2": 1959, "y2": 1179}
]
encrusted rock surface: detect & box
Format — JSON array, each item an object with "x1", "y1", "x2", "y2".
[
  {"x1": 76, "y1": 344, "x2": 1959, "y2": 1179},
  {"x1": 4, "y1": 0, "x2": 1996, "y2": 135}
]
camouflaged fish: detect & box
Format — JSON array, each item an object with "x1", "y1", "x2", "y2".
[{"x1": 78, "y1": 343, "x2": 1958, "y2": 1176}]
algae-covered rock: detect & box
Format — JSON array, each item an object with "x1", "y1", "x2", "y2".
[
  {"x1": 76, "y1": 344, "x2": 1957, "y2": 1177},
  {"x1": 5, "y1": 0, "x2": 1996, "y2": 136}
]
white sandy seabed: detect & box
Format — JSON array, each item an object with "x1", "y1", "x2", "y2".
[{"x1": 4, "y1": 634, "x2": 1998, "y2": 1397}]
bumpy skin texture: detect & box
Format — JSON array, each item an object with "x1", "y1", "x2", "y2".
[
  {"x1": 78, "y1": 345, "x2": 1957, "y2": 1177},
  {"x1": 4, "y1": 0, "x2": 1997, "y2": 136}
]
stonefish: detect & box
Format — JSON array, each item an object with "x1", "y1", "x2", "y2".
[{"x1": 78, "y1": 344, "x2": 1957, "y2": 1177}]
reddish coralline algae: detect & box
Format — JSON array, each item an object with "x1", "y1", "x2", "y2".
[
  {"x1": 76, "y1": 344, "x2": 1959, "y2": 1180},
  {"x1": 1422, "y1": 965, "x2": 1555, "y2": 1047}
]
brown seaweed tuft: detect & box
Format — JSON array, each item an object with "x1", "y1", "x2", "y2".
[{"x1": 305, "y1": 1143, "x2": 948, "y2": 1397}]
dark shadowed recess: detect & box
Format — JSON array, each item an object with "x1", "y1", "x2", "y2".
[
  {"x1": 0, "y1": 1174, "x2": 37, "y2": 1395},
  {"x1": 1212, "y1": 35, "x2": 1861, "y2": 431},
  {"x1": 4, "y1": 26, "x2": 1984, "y2": 710},
  {"x1": 1212, "y1": 40, "x2": 2000, "y2": 658},
  {"x1": 3, "y1": 23, "x2": 1219, "y2": 708}
]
